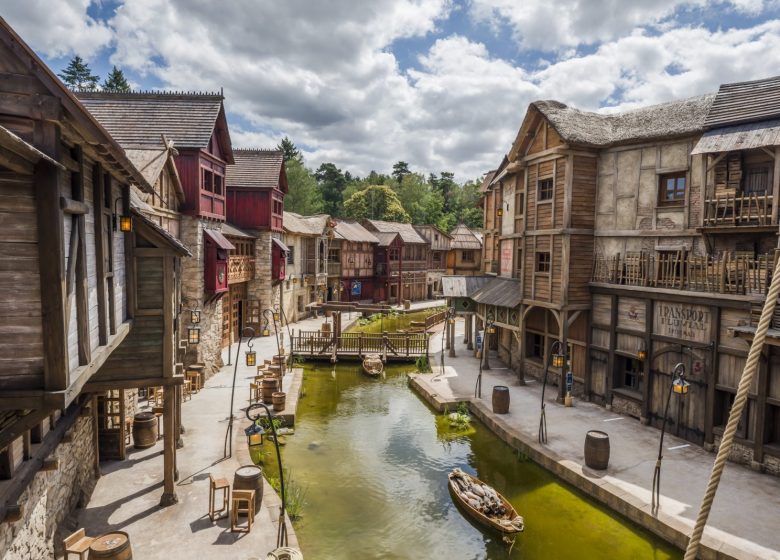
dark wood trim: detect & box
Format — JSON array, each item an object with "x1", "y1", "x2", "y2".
[
  {"x1": 705, "y1": 306, "x2": 720, "y2": 445},
  {"x1": 754, "y1": 345, "x2": 769, "y2": 463},
  {"x1": 92, "y1": 163, "x2": 107, "y2": 346},
  {"x1": 640, "y1": 299, "x2": 653, "y2": 421},
  {"x1": 606, "y1": 294, "x2": 617, "y2": 405},
  {"x1": 34, "y1": 122, "x2": 67, "y2": 391},
  {"x1": 590, "y1": 283, "x2": 759, "y2": 308},
  {"x1": 59, "y1": 196, "x2": 88, "y2": 215},
  {"x1": 73, "y1": 145, "x2": 90, "y2": 366},
  {"x1": 0, "y1": 410, "x2": 50, "y2": 451},
  {"x1": 82, "y1": 374, "x2": 184, "y2": 393}
]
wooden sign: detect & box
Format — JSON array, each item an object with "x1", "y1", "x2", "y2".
[
  {"x1": 654, "y1": 302, "x2": 710, "y2": 343},
  {"x1": 500, "y1": 240, "x2": 513, "y2": 276}
]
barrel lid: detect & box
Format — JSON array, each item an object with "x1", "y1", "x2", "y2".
[
  {"x1": 91, "y1": 532, "x2": 128, "y2": 551},
  {"x1": 236, "y1": 465, "x2": 262, "y2": 477},
  {"x1": 587, "y1": 430, "x2": 609, "y2": 438},
  {"x1": 493, "y1": 385, "x2": 509, "y2": 391},
  {"x1": 134, "y1": 412, "x2": 155, "y2": 420}
]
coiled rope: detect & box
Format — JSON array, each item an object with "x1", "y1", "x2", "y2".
[{"x1": 684, "y1": 255, "x2": 780, "y2": 559}]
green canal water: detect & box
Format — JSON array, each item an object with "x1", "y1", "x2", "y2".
[
  {"x1": 259, "y1": 364, "x2": 680, "y2": 560},
  {"x1": 346, "y1": 308, "x2": 445, "y2": 334}
]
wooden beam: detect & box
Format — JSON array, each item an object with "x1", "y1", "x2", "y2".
[
  {"x1": 59, "y1": 196, "x2": 89, "y2": 215},
  {"x1": 34, "y1": 122, "x2": 68, "y2": 391},
  {"x1": 73, "y1": 145, "x2": 90, "y2": 366},
  {"x1": 0, "y1": 92, "x2": 61, "y2": 121},
  {"x1": 0, "y1": 145, "x2": 34, "y2": 174},
  {"x1": 773, "y1": 146, "x2": 780, "y2": 226},
  {"x1": 0, "y1": 410, "x2": 50, "y2": 451},
  {"x1": 93, "y1": 164, "x2": 108, "y2": 346},
  {"x1": 82, "y1": 374, "x2": 184, "y2": 393},
  {"x1": 40, "y1": 458, "x2": 58, "y2": 472}
]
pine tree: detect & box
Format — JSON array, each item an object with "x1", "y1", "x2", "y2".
[
  {"x1": 102, "y1": 66, "x2": 131, "y2": 92},
  {"x1": 277, "y1": 137, "x2": 303, "y2": 164},
  {"x1": 57, "y1": 56, "x2": 100, "y2": 90}
]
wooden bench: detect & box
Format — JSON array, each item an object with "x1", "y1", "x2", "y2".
[{"x1": 63, "y1": 528, "x2": 94, "y2": 560}]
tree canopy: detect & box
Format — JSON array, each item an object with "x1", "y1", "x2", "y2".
[
  {"x1": 58, "y1": 56, "x2": 99, "y2": 90},
  {"x1": 315, "y1": 162, "x2": 346, "y2": 216},
  {"x1": 102, "y1": 66, "x2": 131, "y2": 92},
  {"x1": 284, "y1": 159, "x2": 323, "y2": 215},
  {"x1": 277, "y1": 136, "x2": 302, "y2": 164},
  {"x1": 343, "y1": 185, "x2": 410, "y2": 223}
]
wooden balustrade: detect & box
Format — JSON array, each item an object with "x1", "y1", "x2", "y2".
[
  {"x1": 291, "y1": 330, "x2": 429, "y2": 361},
  {"x1": 703, "y1": 192, "x2": 774, "y2": 226},
  {"x1": 592, "y1": 251, "x2": 775, "y2": 296},
  {"x1": 424, "y1": 310, "x2": 447, "y2": 330},
  {"x1": 228, "y1": 255, "x2": 255, "y2": 284}
]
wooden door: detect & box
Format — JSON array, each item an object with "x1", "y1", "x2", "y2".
[
  {"x1": 246, "y1": 299, "x2": 263, "y2": 332},
  {"x1": 97, "y1": 390, "x2": 125, "y2": 461},
  {"x1": 230, "y1": 283, "x2": 248, "y2": 343},
  {"x1": 222, "y1": 293, "x2": 231, "y2": 347}
]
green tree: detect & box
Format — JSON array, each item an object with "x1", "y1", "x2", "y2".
[
  {"x1": 102, "y1": 66, "x2": 131, "y2": 92},
  {"x1": 391, "y1": 161, "x2": 411, "y2": 184},
  {"x1": 277, "y1": 136, "x2": 302, "y2": 164},
  {"x1": 343, "y1": 185, "x2": 410, "y2": 223},
  {"x1": 395, "y1": 173, "x2": 443, "y2": 225},
  {"x1": 58, "y1": 55, "x2": 99, "y2": 90},
  {"x1": 315, "y1": 162, "x2": 346, "y2": 216},
  {"x1": 284, "y1": 159, "x2": 323, "y2": 215}
]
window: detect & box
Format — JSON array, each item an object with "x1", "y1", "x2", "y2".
[
  {"x1": 537, "y1": 178, "x2": 553, "y2": 201},
  {"x1": 462, "y1": 250, "x2": 474, "y2": 262},
  {"x1": 214, "y1": 173, "x2": 223, "y2": 196},
  {"x1": 203, "y1": 169, "x2": 214, "y2": 192},
  {"x1": 535, "y1": 251, "x2": 550, "y2": 273},
  {"x1": 287, "y1": 246, "x2": 295, "y2": 265},
  {"x1": 744, "y1": 164, "x2": 770, "y2": 194},
  {"x1": 618, "y1": 357, "x2": 642, "y2": 393},
  {"x1": 714, "y1": 390, "x2": 749, "y2": 440},
  {"x1": 659, "y1": 173, "x2": 686, "y2": 204},
  {"x1": 526, "y1": 333, "x2": 544, "y2": 360}
]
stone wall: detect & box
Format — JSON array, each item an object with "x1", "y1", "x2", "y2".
[
  {"x1": 611, "y1": 394, "x2": 642, "y2": 419},
  {"x1": 0, "y1": 415, "x2": 96, "y2": 560},
  {"x1": 179, "y1": 216, "x2": 224, "y2": 374}
]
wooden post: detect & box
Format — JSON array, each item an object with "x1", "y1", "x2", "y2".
[
  {"x1": 160, "y1": 385, "x2": 177, "y2": 506},
  {"x1": 445, "y1": 319, "x2": 451, "y2": 350},
  {"x1": 91, "y1": 395, "x2": 100, "y2": 478},
  {"x1": 640, "y1": 299, "x2": 653, "y2": 423},
  {"x1": 464, "y1": 313, "x2": 471, "y2": 346},
  {"x1": 773, "y1": 147, "x2": 780, "y2": 225},
  {"x1": 448, "y1": 318, "x2": 456, "y2": 358},
  {"x1": 358, "y1": 332, "x2": 363, "y2": 358}
]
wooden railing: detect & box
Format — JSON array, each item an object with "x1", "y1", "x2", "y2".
[
  {"x1": 703, "y1": 193, "x2": 774, "y2": 227},
  {"x1": 425, "y1": 310, "x2": 447, "y2": 330},
  {"x1": 292, "y1": 330, "x2": 429, "y2": 361},
  {"x1": 228, "y1": 255, "x2": 255, "y2": 284},
  {"x1": 592, "y1": 251, "x2": 774, "y2": 295}
]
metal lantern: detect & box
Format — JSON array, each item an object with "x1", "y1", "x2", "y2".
[
  {"x1": 496, "y1": 208, "x2": 503, "y2": 217},
  {"x1": 673, "y1": 376, "x2": 690, "y2": 395},
  {"x1": 262, "y1": 327, "x2": 270, "y2": 337},
  {"x1": 273, "y1": 311, "x2": 281, "y2": 322},
  {"x1": 487, "y1": 324, "x2": 496, "y2": 335},
  {"x1": 187, "y1": 326, "x2": 201, "y2": 345},
  {"x1": 244, "y1": 422, "x2": 265, "y2": 448},
  {"x1": 638, "y1": 349, "x2": 647, "y2": 361},
  {"x1": 447, "y1": 317, "x2": 455, "y2": 325},
  {"x1": 190, "y1": 309, "x2": 201, "y2": 324},
  {"x1": 119, "y1": 215, "x2": 133, "y2": 232},
  {"x1": 245, "y1": 350, "x2": 257, "y2": 367},
  {"x1": 551, "y1": 352, "x2": 564, "y2": 369}
]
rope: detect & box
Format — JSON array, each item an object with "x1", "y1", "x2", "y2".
[{"x1": 684, "y1": 256, "x2": 780, "y2": 559}]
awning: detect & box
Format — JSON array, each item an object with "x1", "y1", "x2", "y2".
[
  {"x1": 204, "y1": 229, "x2": 235, "y2": 251},
  {"x1": 222, "y1": 222, "x2": 254, "y2": 239},
  {"x1": 132, "y1": 209, "x2": 191, "y2": 257},
  {"x1": 471, "y1": 277, "x2": 523, "y2": 308},
  {"x1": 691, "y1": 119, "x2": 780, "y2": 155},
  {"x1": 272, "y1": 237, "x2": 290, "y2": 253},
  {"x1": 441, "y1": 275, "x2": 492, "y2": 298}
]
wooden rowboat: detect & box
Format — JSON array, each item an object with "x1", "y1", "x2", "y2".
[
  {"x1": 448, "y1": 469, "x2": 524, "y2": 535},
  {"x1": 362, "y1": 354, "x2": 383, "y2": 377}
]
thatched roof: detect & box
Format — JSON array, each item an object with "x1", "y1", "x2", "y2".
[
  {"x1": 530, "y1": 94, "x2": 715, "y2": 148},
  {"x1": 283, "y1": 212, "x2": 330, "y2": 236}
]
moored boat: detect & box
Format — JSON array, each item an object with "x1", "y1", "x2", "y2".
[
  {"x1": 362, "y1": 354, "x2": 384, "y2": 377},
  {"x1": 448, "y1": 468, "x2": 524, "y2": 534}
]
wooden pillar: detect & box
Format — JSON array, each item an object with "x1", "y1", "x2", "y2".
[
  {"x1": 445, "y1": 319, "x2": 451, "y2": 350},
  {"x1": 91, "y1": 395, "x2": 101, "y2": 478},
  {"x1": 606, "y1": 295, "x2": 618, "y2": 408},
  {"x1": 558, "y1": 311, "x2": 568, "y2": 402},
  {"x1": 640, "y1": 299, "x2": 653, "y2": 424},
  {"x1": 175, "y1": 384, "x2": 183, "y2": 449},
  {"x1": 465, "y1": 314, "x2": 473, "y2": 349},
  {"x1": 160, "y1": 385, "x2": 177, "y2": 507},
  {"x1": 704, "y1": 306, "x2": 720, "y2": 447},
  {"x1": 473, "y1": 314, "x2": 480, "y2": 357},
  {"x1": 448, "y1": 317, "x2": 456, "y2": 358}
]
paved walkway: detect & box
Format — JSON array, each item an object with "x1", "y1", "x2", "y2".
[
  {"x1": 414, "y1": 318, "x2": 780, "y2": 560},
  {"x1": 68, "y1": 316, "x2": 336, "y2": 559}
]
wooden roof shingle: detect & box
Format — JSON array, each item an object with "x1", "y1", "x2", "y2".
[
  {"x1": 449, "y1": 224, "x2": 482, "y2": 250},
  {"x1": 363, "y1": 219, "x2": 426, "y2": 244},
  {"x1": 226, "y1": 149, "x2": 286, "y2": 191},
  {"x1": 705, "y1": 75, "x2": 780, "y2": 128}
]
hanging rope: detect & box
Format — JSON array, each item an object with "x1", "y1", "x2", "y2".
[{"x1": 684, "y1": 256, "x2": 780, "y2": 559}]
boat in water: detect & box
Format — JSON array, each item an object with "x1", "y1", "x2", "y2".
[
  {"x1": 362, "y1": 354, "x2": 384, "y2": 377},
  {"x1": 448, "y1": 468, "x2": 524, "y2": 534}
]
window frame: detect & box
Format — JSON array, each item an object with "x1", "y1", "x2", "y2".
[
  {"x1": 537, "y1": 178, "x2": 554, "y2": 202},
  {"x1": 535, "y1": 251, "x2": 551, "y2": 274},
  {"x1": 617, "y1": 356, "x2": 643, "y2": 394},
  {"x1": 461, "y1": 250, "x2": 474, "y2": 263},
  {"x1": 658, "y1": 172, "x2": 687, "y2": 206}
]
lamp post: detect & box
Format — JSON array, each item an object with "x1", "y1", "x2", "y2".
[
  {"x1": 475, "y1": 319, "x2": 495, "y2": 399},
  {"x1": 483, "y1": 320, "x2": 496, "y2": 370},
  {"x1": 245, "y1": 402, "x2": 288, "y2": 548},
  {"x1": 263, "y1": 308, "x2": 283, "y2": 359},
  {"x1": 447, "y1": 307, "x2": 457, "y2": 359},
  {"x1": 652, "y1": 362, "x2": 689, "y2": 514},
  {"x1": 539, "y1": 340, "x2": 565, "y2": 444},
  {"x1": 223, "y1": 326, "x2": 256, "y2": 459}
]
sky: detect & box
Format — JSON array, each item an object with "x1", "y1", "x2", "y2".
[{"x1": 3, "y1": 0, "x2": 780, "y2": 181}]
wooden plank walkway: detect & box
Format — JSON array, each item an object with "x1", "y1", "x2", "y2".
[{"x1": 291, "y1": 331, "x2": 429, "y2": 362}]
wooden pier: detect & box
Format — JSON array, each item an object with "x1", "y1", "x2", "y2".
[{"x1": 291, "y1": 331, "x2": 429, "y2": 362}]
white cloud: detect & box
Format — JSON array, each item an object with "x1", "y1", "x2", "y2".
[{"x1": 1, "y1": 0, "x2": 112, "y2": 59}]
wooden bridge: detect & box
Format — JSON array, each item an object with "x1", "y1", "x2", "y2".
[{"x1": 291, "y1": 331, "x2": 429, "y2": 362}]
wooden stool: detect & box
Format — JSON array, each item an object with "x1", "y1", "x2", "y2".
[
  {"x1": 183, "y1": 380, "x2": 192, "y2": 401},
  {"x1": 249, "y1": 382, "x2": 259, "y2": 404},
  {"x1": 230, "y1": 489, "x2": 255, "y2": 533},
  {"x1": 124, "y1": 417, "x2": 133, "y2": 446},
  {"x1": 152, "y1": 406, "x2": 164, "y2": 439},
  {"x1": 63, "y1": 528, "x2": 94, "y2": 560},
  {"x1": 185, "y1": 371, "x2": 200, "y2": 393},
  {"x1": 208, "y1": 473, "x2": 230, "y2": 521}
]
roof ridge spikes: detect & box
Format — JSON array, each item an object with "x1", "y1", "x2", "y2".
[{"x1": 71, "y1": 87, "x2": 224, "y2": 98}]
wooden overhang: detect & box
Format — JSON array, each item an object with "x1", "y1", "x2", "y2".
[
  {"x1": 470, "y1": 277, "x2": 523, "y2": 308},
  {"x1": 205, "y1": 228, "x2": 235, "y2": 251},
  {"x1": 131, "y1": 209, "x2": 192, "y2": 257},
  {"x1": 0, "y1": 125, "x2": 64, "y2": 172},
  {"x1": 729, "y1": 324, "x2": 780, "y2": 346}
]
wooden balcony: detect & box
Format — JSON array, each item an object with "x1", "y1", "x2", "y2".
[
  {"x1": 228, "y1": 255, "x2": 255, "y2": 284},
  {"x1": 592, "y1": 250, "x2": 774, "y2": 296},
  {"x1": 702, "y1": 192, "x2": 774, "y2": 229},
  {"x1": 327, "y1": 262, "x2": 341, "y2": 276}
]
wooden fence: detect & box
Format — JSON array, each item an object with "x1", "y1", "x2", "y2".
[
  {"x1": 292, "y1": 330, "x2": 429, "y2": 362},
  {"x1": 703, "y1": 193, "x2": 773, "y2": 226}
]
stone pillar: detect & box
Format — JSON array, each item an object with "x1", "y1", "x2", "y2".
[{"x1": 160, "y1": 385, "x2": 178, "y2": 507}]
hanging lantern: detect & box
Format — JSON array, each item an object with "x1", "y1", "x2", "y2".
[
  {"x1": 673, "y1": 376, "x2": 690, "y2": 395},
  {"x1": 638, "y1": 349, "x2": 647, "y2": 361},
  {"x1": 118, "y1": 215, "x2": 133, "y2": 232},
  {"x1": 244, "y1": 421, "x2": 265, "y2": 448},
  {"x1": 190, "y1": 309, "x2": 201, "y2": 324},
  {"x1": 262, "y1": 327, "x2": 270, "y2": 337},
  {"x1": 551, "y1": 351, "x2": 564, "y2": 369},
  {"x1": 187, "y1": 326, "x2": 201, "y2": 345},
  {"x1": 245, "y1": 349, "x2": 257, "y2": 367},
  {"x1": 273, "y1": 310, "x2": 281, "y2": 322},
  {"x1": 487, "y1": 323, "x2": 496, "y2": 335},
  {"x1": 496, "y1": 208, "x2": 503, "y2": 217}
]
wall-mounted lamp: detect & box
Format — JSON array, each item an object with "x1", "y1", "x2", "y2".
[
  {"x1": 638, "y1": 346, "x2": 647, "y2": 361},
  {"x1": 113, "y1": 197, "x2": 132, "y2": 232},
  {"x1": 187, "y1": 326, "x2": 201, "y2": 345},
  {"x1": 190, "y1": 309, "x2": 201, "y2": 324}
]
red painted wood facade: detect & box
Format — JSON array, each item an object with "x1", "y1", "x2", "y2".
[
  {"x1": 227, "y1": 188, "x2": 284, "y2": 232},
  {"x1": 175, "y1": 124, "x2": 232, "y2": 221}
]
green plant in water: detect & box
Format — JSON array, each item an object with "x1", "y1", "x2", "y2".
[
  {"x1": 415, "y1": 355, "x2": 431, "y2": 373},
  {"x1": 267, "y1": 468, "x2": 308, "y2": 521},
  {"x1": 456, "y1": 402, "x2": 469, "y2": 416}
]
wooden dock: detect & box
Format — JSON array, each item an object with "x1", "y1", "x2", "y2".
[{"x1": 291, "y1": 331, "x2": 429, "y2": 362}]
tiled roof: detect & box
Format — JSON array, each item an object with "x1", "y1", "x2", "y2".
[
  {"x1": 283, "y1": 212, "x2": 330, "y2": 236},
  {"x1": 226, "y1": 149, "x2": 285, "y2": 190},
  {"x1": 441, "y1": 275, "x2": 492, "y2": 298},
  {"x1": 374, "y1": 231, "x2": 400, "y2": 247},
  {"x1": 75, "y1": 91, "x2": 231, "y2": 158},
  {"x1": 449, "y1": 224, "x2": 483, "y2": 250},
  {"x1": 363, "y1": 219, "x2": 426, "y2": 244},
  {"x1": 705, "y1": 75, "x2": 780, "y2": 128},
  {"x1": 334, "y1": 220, "x2": 379, "y2": 243},
  {"x1": 131, "y1": 209, "x2": 191, "y2": 257}
]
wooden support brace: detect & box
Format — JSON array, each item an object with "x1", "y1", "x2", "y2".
[
  {"x1": 41, "y1": 458, "x2": 59, "y2": 472},
  {"x1": 4, "y1": 505, "x2": 22, "y2": 523}
]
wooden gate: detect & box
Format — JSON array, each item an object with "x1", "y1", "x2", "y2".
[
  {"x1": 97, "y1": 390, "x2": 126, "y2": 461},
  {"x1": 231, "y1": 283, "x2": 247, "y2": 343}
]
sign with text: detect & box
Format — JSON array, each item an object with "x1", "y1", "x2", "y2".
[
  {"x1": 500, "y1": 239, "x2": 513, "y2": 276},
  {"x1": 654, "y1": 303, "x2": 710, "y2": 343},
  {"x1": 351, "y1": 281, "x2": 362, "y2": 296}
]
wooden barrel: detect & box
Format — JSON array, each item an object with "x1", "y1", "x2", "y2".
[
  {"x1": 584, "y1": 430, "x2": 610, "y2": 470},
  {"x1": 132, "y1": 412, "x2": 157, "y2": 449},
  {"x1": 492, "y1": 386, "x2": 510, "y2": 414},
  {"x1": 272, "y1": 392, "x2": 286, "y2": 412},
  {"x1": 89, "y1": 531, "x2": 132, "y2": 559},
  {"x1": 233, "y1": 465, "x2": 263, "y2": 514},
  {"x1": 261, "y1": 378, "x2": 279, "y2": 401}
]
